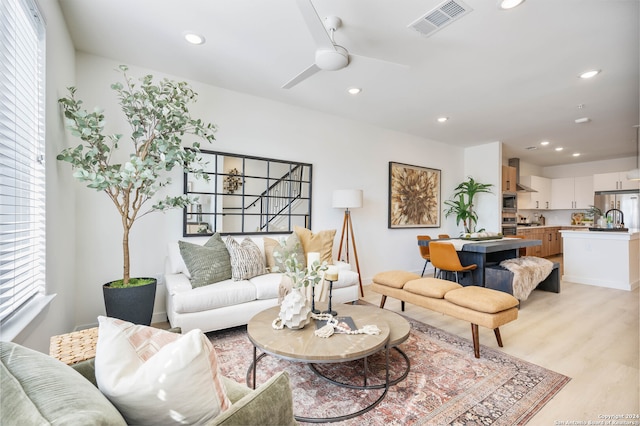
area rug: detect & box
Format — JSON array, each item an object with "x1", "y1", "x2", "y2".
[{"x1": 208, "y1": 315, "x2": 569, "y2": 425}]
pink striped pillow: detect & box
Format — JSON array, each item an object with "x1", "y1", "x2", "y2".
[{"x1": 95, "y1": 317, "x2": 231, "y2": 425}]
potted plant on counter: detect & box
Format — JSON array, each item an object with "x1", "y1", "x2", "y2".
[
  {"x1": 57, "y1": 65, "x2": 216, "y2": 324},
  {"x1": 444, "y1": 176, "x2": 493, "y2": 235}
]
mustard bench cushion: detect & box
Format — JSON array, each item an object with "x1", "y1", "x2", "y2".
[
  {"x1": 445, "y1": 286, "x2": 519, "y2": 314},
  {"x1": 404, "y1": 278, "x2": 462, "y2": 299},
  {"x1": 372, "y1": 270, "x2": 421, "y2": 289}
]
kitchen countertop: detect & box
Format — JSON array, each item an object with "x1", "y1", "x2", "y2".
[{"x1": 516, "y1": 224, "x2": 590, "y2": 229}]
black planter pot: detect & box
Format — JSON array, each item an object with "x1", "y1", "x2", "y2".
[{"x1": 102, "y1": 278, "x2": 157, "y2": 325}]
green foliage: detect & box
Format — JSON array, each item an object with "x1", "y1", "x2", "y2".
[
  {"x1": 57, "y1": 65, "x2": 216, "y2": 286},
  {"x1": 585, "y1": 205, "x2": 603, "y2": 219},
  {"x1": 443, "y1": 176, "x2": 493, "y2": 234},
  {"x1": 273, "y1": 242, "x2": 328, "y2": 288}
]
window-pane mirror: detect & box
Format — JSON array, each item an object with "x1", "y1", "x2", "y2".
[{"x1": 183, "y1": 150, "x2": 312, "y2": 236}]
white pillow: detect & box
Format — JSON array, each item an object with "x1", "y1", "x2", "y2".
[{"x1": 95, "y1": 316, "x2": 231, "y2": 425}]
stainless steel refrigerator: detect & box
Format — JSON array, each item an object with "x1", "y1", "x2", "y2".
[{"x1": 594, "y1": 190, "x2": 640, "y2": 229}]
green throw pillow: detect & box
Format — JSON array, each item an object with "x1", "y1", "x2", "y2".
[{"x1": 179, "y1": 234, "x2": 231, "y2": 288}]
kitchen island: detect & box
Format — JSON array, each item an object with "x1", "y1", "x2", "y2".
[{"x1": 559, "y1": 229, "x2": 639, "y2": 291}]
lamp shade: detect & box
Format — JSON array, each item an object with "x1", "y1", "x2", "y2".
[{"x1": 332, "y1": 189, "x2": 363, "y2": 209}]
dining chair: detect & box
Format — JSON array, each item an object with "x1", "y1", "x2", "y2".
[
  {"x1": 429, "y1": 241, "x2": 477, "y2": 284},
  {"x1": 438, "y1": 234, "x2": 450, "y2": 239},
  {"x1": 416, "y1": 235, "x2": 433, "y2": 277}
]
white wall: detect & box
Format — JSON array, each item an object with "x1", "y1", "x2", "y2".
[
  {"x1": 13, "y1": 0, "x2": 78, "y2": 352},
  {"x1": 69, "y1": 53, "x2": 503, "y2": 328},
  {"x1": 465, "y1": 142, "x2": 502, "y2": 233}
]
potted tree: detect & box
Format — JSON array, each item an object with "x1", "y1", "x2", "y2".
[
  {"x1": 57, "y1": 65, "x2": 216, "y2": 324},
  {"x1": 443, "y1": 176, "x2": 493, "y2": 235}
]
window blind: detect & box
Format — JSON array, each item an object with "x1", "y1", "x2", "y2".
[{"x1": 0, "y1": 0, "x2": 46, "y2": 323}]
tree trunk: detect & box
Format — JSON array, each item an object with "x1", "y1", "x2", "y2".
[{"x1": 123, "y1": 221, "x2": 130, "y2": 285}]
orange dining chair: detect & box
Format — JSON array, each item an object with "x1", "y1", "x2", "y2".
[
  {"x1": 438, "y1": 234, "x2": 450, "y2": 239},
  {"x1": 429, "y1": 241, "x2": 477, "y2": 284},
  {"x1": 417, "y1": 235, "x2": 432, "y2": 277}
]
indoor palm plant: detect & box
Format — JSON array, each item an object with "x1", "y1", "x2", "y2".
[
  {"x1": 444, "y1": 176, "x2": 493, "y2": 235},
  {"x1": 57, "y1": 65, "x2": 216, "y2": 324}
]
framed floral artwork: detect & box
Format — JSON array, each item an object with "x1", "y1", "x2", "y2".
[{"x1": 388, "y1": 161, "x2": 441, "y2": 228}]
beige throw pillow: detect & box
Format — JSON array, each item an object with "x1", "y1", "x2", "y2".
[
  {"x1": 95, "y1": 316, "x2": 231, "y2": 425},
  {"x1": 294, "y1": 226, "x2": 336, "y2": 265}
]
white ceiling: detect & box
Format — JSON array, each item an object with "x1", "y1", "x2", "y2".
[{"x1": 57, "y1": 0, "x2": 639, "y2": 167}]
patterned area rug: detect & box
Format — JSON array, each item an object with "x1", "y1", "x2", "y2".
[{"x1": 209, "y1": 313, "x2": 569, "y2": 425}]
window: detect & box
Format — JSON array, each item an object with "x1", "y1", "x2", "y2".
[{"x1": 0, "y1": 0, "x2": 46, "y2": 324}]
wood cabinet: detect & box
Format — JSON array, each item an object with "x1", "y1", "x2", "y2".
[
  {"x1": 502, "y1": 165, "x2": 517, "y2": 192},
  {"x1": 593, "y1": 172, "x2": 640, "y2": 191},
  {"x1": 517, "y1": 176, "x2": 551, "y2": 210},
  {"x1": 551, "y1": 176, "x2": 594, "y2": 209},
  {"x1": 517, "y1": 226, "x2": 561, "y2": 257}
]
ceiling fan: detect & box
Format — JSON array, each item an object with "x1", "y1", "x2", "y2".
[{"x1": 281, "y1": 0, "x2": 357, "y2": 89}]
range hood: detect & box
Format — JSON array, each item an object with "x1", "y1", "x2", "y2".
[{"x1": 508, "y1": 158, "x2": 537, "y2": 192}]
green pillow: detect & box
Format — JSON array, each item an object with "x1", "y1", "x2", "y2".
[
  {"x1": 179, "y1": 234, "x2": 231, "y2": 288},
  {"x1": 264, "y1": 233, "x2": 305, "y2": 273}
]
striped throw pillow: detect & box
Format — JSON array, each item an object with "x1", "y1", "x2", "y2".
[{"x1": 225, "y1": 237, "x2": 266, "y2": 281}]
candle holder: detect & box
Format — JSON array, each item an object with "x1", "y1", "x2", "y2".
[
  {"x1": 322, "y1": 279, "x2": 337, "y2": 316},
  {"x1": 311, "y1": 284, "x2": 320, "y2": 314}
]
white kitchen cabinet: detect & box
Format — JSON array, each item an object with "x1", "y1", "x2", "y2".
[
  {"x1": 518, "y1": 175, "x2": 551, "y2": 209},
  {"x1": 593, "y1": 172, "x2": 640, "y2": 191},
  {"x1": 551, "y1": 176, "x2": 594, "y2": 209}
]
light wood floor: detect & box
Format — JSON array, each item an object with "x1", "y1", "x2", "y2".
[{"x1": 361, "y1": 256, "x2": 640, "y2": 424}]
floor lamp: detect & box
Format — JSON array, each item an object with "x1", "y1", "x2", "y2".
[{"x1": 332, "y1": 189, "x2": 364, "y2": 297}]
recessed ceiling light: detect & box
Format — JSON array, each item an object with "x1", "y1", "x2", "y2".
[
  {"x1": 555, "y1": 147, "x2": 564, "y2": 152},
  {"x1": 572, "y1": 153, "x2": 581, "y2": 157},
  {"x1": 575, "y1": 117, "x2": 591, "y2": 124},
  {"x1": 540, "y1": 141, "x2": 550, "y2": 146},
  {"x1": 498, "y1": 0, "x2": 525, "y2": 10},
  {"x1": 437, "y1": 117, "x2": 448, "y2": 123},
  {"x1": 579, "y1": 69, "x2": 600, "y2": 79},
  {"x1": 184, "y1": 32, "x2": 205, "y2": 45},
  {"x1": 347, "y1": 87, "x2": 361, "y2": 95}
]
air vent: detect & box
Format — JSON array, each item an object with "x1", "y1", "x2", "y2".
[{"x1": 408, "y1": 0, "x2": 473, "y2": 37}]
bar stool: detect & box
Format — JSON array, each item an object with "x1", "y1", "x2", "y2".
[
  {"x1": 429, "y1": 241, "x2": 477, "y2": 284},
  {"x1": 416, "y1": 235, "x2": 433, "y2": 277}
]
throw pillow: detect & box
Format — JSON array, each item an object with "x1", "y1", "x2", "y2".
[
  {"x1": 294, "y1": 226, "x2": 336, "y2": 264},
  {"x1": 179, "y1": 233, "x2": 231, "y2": 288},
  {"x1": 264, "y1": 233, "x2": 306, "y2": 272},
  {"x1": 225, "y1": 237, "x2": 267, "y2": 280},
  {"x1": 95, "y1": 316, "x2": 231, "y2": 425}
]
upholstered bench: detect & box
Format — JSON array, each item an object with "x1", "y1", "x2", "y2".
[{"x1": 371, "y1": 270, "x2": 519, "y2": 358}]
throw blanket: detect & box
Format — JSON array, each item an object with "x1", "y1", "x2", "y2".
[{"x1": 499, "y1": 256, "x2": 554, "y2": 300}]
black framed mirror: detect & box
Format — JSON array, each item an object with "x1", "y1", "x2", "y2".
[{"x1": 183, "y1": 150, "x2": 312, "y2": 236}]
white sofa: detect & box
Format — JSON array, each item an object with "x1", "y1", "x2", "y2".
[{"x1": 164, "y1": 235, "x2": 360, "y2": 333}]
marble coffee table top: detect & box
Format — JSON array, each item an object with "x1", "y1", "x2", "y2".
[{"x1": 247, "y1": 303, "x2": 410, "y2": 363}]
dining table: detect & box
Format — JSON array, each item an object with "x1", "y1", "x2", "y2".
[{"x1": 417, "y1": 237, "x2": 542, "y2": 287}]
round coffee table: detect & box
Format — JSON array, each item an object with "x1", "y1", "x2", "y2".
[{"x1": 247, "y1": 303, "x2": 410, "y2": 423}]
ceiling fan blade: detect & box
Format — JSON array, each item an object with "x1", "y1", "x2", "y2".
[
  {"x1": 282, "y1": 63, "x2": 321, "y2": 89},
  {"x1": 296, "y1": 0, "x2": 335, "y2": 51}
]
